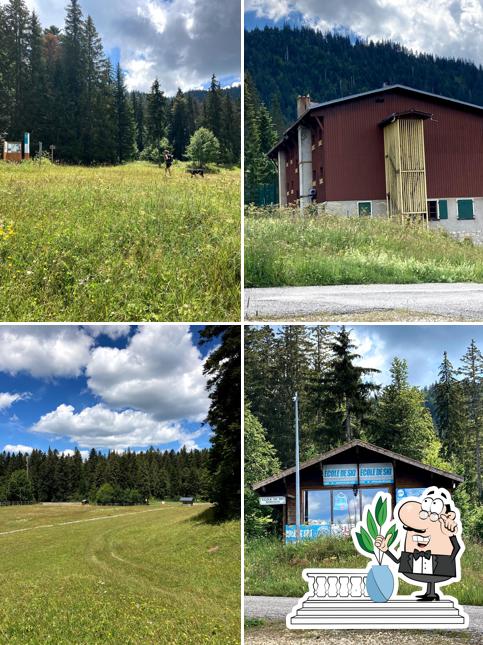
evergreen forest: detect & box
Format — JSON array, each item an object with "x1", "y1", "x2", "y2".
[
  {"x1": 245, "y1": 326, "x2": 483, "y2": 538},
  {"x1": 0, "y1": 0, "x2": 241, "y2": 165}
]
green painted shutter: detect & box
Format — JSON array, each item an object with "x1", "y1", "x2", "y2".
[
  {"x1": 457, "y1": 199, "x2": 474, "y2": 220},
  {"x1": 358, "y1": 202, "x2": 371, "y2": 216},
  {"x1": 438, "y1": 200, "x2": 448, "y2": 220}
]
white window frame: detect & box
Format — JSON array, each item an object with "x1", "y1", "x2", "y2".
[{"x1": 357, "y1": 200, "x2": 373, "y2": 217}]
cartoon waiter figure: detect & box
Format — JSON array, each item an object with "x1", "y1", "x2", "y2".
[{"x1": 375, "y1": 487, "x2": 463, "y2": 602}]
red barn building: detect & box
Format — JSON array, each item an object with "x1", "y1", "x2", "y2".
[{"x1": 269, "y1": 85, "x2": 483, "y2": 241}]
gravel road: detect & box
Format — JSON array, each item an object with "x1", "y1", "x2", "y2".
[
  {"x1": 244, "y1": 283, "x2": 483, "y2": 321},
  {"x1": 245, "y1": 596, "x2": 483, "y2": 644}
]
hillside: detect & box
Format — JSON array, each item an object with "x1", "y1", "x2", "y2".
[
  {"x1": 0, "y1": 503, "x2": 240, "y2": 644},
  {"x1": 245, "y1": 26, "x2": 483, "y2": 126}
]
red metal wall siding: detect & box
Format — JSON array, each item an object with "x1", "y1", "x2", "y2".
[
  {"x1": 316, "y1": 93, "x2": 483, "y2": 201},
  {"x1": 311, "y1": 127, "x2": 326, "y2": 202},
  {"x1": 284, "y1": 136, "x2": 299, "y2": 205}
]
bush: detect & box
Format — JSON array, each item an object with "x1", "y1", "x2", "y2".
[
  {"x1": 467, "y1": 506, "x2": 483, "y2": 542},
  {"x1": 96, "y1": 483, "x2": 116, "y2": 505},
  {"x1": 185, "y1": 128, "x2": 220, "y2": 167},
  {"x1": 139, "y1": 137, "x2": 172, "y2": 164},
  {"x1": 7, "y1": 470, "x2": 33, "y2": 502}
]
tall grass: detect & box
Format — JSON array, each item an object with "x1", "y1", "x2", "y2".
[
  {"x1": 245, "y1": 207, "x2": 483, "y2": 287},
  {"x1": 245, "y1": 535, "x2": 483, "y2": 605},
  {"x1": 0, "y1": 502, "x2": 241, "y2": 644},
  {"x1": 0, "y1": 161, "x2": 240, "y2": 321}
]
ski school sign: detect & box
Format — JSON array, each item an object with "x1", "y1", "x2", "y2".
[{"x1": 322, "y1": 462, "x2": 394, "y2": 486}]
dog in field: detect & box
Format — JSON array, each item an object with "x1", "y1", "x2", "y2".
[{"x1": 188, "y1": 168, "x2": 205, "y2": 177}]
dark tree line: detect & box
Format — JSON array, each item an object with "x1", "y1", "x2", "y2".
[
  {"x1": 245, "y1": 326, "x2": 482, "y2": 511},
  {"x1": 0, "y1": 0, "x2": 240, "y2": 164},
  {"x1": 0, "y1": 447, "x2": 211, "y2": 504},
  {"x1": 245, "y1": 26, "x2": 483, "y2": 128}
]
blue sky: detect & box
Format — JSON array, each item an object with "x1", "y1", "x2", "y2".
[
  {"x1": 268, "y1": 325, "x2": 483, "y2": 387},
  {"x1": 0, "y1": 0, "x2": 240, "y2": 94},
  {"x1": 245, "y1": 1, "x2": 483, "y2": 67},
  {"x1": 0, "y1": 325, "x2": 217, "y2": 456}
]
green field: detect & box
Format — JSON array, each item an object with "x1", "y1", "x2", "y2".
[
  {"x1": 0, "y1": 502, "x2": 240, "y2": 644},
  {"x1": 0, "y1": 161, "x2": 240, "y2": 321},
  {"x1": 245, "y1": 536, "x2": 483, "y2": 606},
  {"x1": 245, "y1": 208, "x2": 483, "y2": 287}
]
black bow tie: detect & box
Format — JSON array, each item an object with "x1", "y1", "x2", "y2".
[{"x1": 413, "y1": 549, "x2": 431, "y2": 560}]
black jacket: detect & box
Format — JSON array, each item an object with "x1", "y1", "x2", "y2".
[{"x1": 386, "y1": 535, "x2": 460, "y2": 579}]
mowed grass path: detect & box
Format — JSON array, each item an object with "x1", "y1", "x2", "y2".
[
  {"x1": 245, "y1": 209, "x2": 483, "y2": 287},
  {"x1": 0, "y1": 162, "x2": 240, "y2": 321},
  {"x1": 0, "y1": 503, "x2": 241, "y2": 644}
]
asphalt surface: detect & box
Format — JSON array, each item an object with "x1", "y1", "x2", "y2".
[
  {"x1": 244, "y1": 283, "x2": 483, "y2": 321},
  {"x1": 245, "y1": 596, "x2": 483, "y2": 634}
]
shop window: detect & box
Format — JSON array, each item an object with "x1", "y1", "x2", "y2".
[
  {"x1": 332, "y1": 489, "x2": 359, "y2": 527},
  {"x1": 360, "y1": 488, "x2": 390, "y2": 511},
  {"x1": 457, "y1": 199, "x2": 474, "y2": 220},
  {"x1": 304, "y1": 490, "x2": 331, "y2": 525}
]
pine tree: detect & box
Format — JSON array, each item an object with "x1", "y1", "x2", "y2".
[
  {"x1": 320, "y1": 327, "x2": 379, "y2": 444},
  {"x1": 24, "y1": 11, "x2": 45, "y2": 149},
  {"x1": 81, "y1": 15, "x2": 104, "y2": 163},
  {"x1": 434, "y1": 352, "x2": 468, "y2": 461},
  {"x1": 0, "y1": 4, "x2": 12, "y2": 134},
  {"x1": 170, "y1": 88, "x2": 190, "y2": 159},
  {"x1": 3, "y1": 0, "x2": 30, "y2": 138},
  {"x1": 204, "y1": 74, "x2": 222, "y2": 140},
  {"x1": 60, "y1": 0, "x2": 86, "y2": 161},
  {"x1": 131, "y1": 91, "x2": 146, "y2": 154},
  {"x1": 370, "y1": 357, "x2": 439, "y2": 462},
  {"x1": 459, "y1": 340, "x2": 483, "y2": 501},
  {"x1": 146, "y1": 78, "x2": 167, "y2": 147},
  {"x1": 114, "y1": 63, "x2": 136, "y2": 163},
  {"x1": 200, "y1": 325, "x2": 241, "y2": 520}
]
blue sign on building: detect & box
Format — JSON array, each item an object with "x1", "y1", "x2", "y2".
[
  {"x1": 322, "y1": 464, "x2": 358, "y2": 486},
  {"x1": 396, "y1": 487, "x2": 427, "y2": 501},
  {"x1": 285, "y1": 524, "x2": 330, "y2": 543},
  {"x1": 359, "y1": 463, "x2": 394, "y2": 485}
]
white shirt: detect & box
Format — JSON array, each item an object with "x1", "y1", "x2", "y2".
[{"x1": 412, "y1": 552, "x2": 434, "y2": 575}]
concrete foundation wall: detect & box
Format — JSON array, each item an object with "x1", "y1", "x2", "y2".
[
  {"x1": 317, "y1": 197, "x2": 483, "y2": 244},
  {"x1": 430, "y1": 197, "x2": 483, "y2": 245}
]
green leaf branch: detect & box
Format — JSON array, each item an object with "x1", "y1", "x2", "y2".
[{"x1": 354, "y1": 495, "x2": 398, "y2": 565}]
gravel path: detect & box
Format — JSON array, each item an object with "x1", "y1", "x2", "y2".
[
  {"x1": 244, "y1": 283, "x2": 483, "y2": 321},
  {"x1": 245, "y1": 596, "x2": 483, "y2": 643}
]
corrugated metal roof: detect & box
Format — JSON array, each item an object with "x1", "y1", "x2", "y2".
[
  {"x1": 268, "y1": 84, "x2": 483, "y2": 156},
  {"x1": 252, "y1": 439, "x2": 464, "y2": 490}
]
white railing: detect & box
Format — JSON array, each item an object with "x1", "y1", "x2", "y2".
[{"x1": 303, "y1": 569, "x2": 370, "y2": 600}]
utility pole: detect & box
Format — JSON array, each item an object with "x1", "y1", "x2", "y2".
[{"x1": 293, "y1": 392, "x2": 301, "y2": 542}]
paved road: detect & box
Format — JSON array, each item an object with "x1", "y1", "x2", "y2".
[
  {"x1": 245, "y1": 596, "x2": 483, "y2": 633},
  {"x1": 245, "y1": 283, "x2": 483, "y2": 321}
]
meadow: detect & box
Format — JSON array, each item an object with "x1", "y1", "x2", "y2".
[
  {"x1": 0, "y1": 161, "x2": 240, "y2": 321},
  {"x1": 245, "y1": 207, "x2": 483, "y2": 288},
  {"x1": 0, "y1": 502, "x2": 241, "y2": 644},
  {"x1": 245, "y1": 535, "x2": 483, "y2": 606}
]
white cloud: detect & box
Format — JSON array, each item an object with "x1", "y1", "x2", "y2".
[
  {"x1": 83, "y1": 325, "x2": 132, "y2": 340},
  {"x1": 3, "y1": 444, "x2": 33, "y2": 454},
  {"x1": 349, "y1": 328, "x2": 389, "y2": 383},
  {"x1": 0, "y1": 327, "x2": 93, "y2": 378},
  {"x1": 246, "y1": 0, "x2": 483, "y2": 67},
  {"x1": 86, "y1": 325, "x2": 209, "y2": 422},
  {"x1": 32, "y1": 403, "x2": 193, "y2": 450},
  {"x1": 0, "y1": 392, "x2": 29, "y2": 410},
  {"x1": 0, "y1": 0, "x2": 240, "y2": 94},
  {"x1": 59, "y1": 449, "x2": 90, "y2": 460}
]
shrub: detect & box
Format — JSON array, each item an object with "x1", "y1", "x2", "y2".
[
  {"x1": 96, "y1": 483, "x2": 116, "y2": 505},
  {"x1": 7, "y1": 470, "x2": 33, "y2": 502}
]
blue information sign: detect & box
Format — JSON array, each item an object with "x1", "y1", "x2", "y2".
[
  {"x1": 322, "y1": 464, "x2": 358, "y2": 486},
  {"x1": 359, "y1": 463, "x2": 394, "y2": 485},
  {"x1": 285, "y1": 524, "x2": 330, "y2": 543}
]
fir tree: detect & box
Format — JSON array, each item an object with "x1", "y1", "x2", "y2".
[
  {"x1": 146, "y1": 78, "x2": 167, "y2": 146},
  {"x1": 170, "y1": 88, "x2": 190, "y2": 159},
  {"x1": 114, "y1": 63, "x2": 136, "y2": 163}
]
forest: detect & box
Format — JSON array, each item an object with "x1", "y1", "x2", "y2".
[
  {"x1": 0, "y1": 0, "x2": 240, "y2": 165},
  {"x1": 0, "y1": 326, "x2": 241, "y2": 519},
  {"x1": 245, "y1": 326, "x2": 483, "y2": 538},
  {"x1": 245, "y1": 26, "x2": 483, "y2": 127}
]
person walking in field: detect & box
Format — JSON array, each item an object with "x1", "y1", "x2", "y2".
[{"x1": 164, "y1": 150, "x2": 173, "y2": 176}]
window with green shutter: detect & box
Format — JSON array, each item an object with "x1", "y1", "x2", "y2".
[
  {"x1": 457, "y1": 199, "x2": 474, "y2": 220},
  {"x1": 358, "y1": 201, "x2": 372, "y2": 216},
  {"x1": 438, "y1": 200, "x2": 448, "y2": 220}
]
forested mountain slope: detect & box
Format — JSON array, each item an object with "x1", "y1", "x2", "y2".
[{"x1": 245, "y1": 26, "x2": 483, "y2": 128}]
